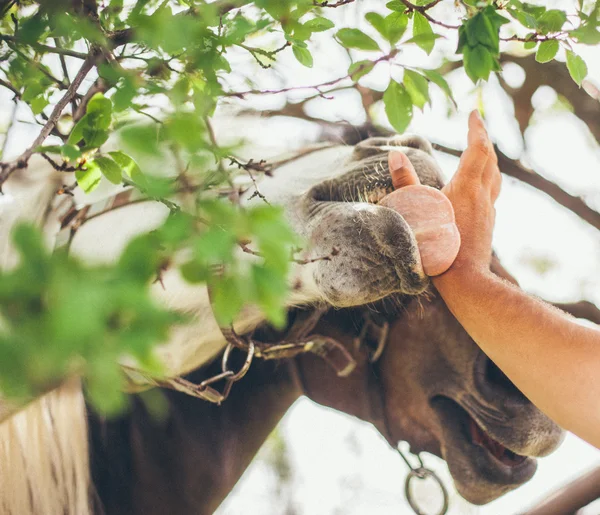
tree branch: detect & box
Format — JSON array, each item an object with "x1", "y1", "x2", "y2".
[
  {"x1": 224, "y1": 51, "x2": 397, "y2": 99},
  {"x1": 433, "y1": 142, "x2": 600, "y2": 233},
  {"x1": 0, "y1": 53, "x2": 96, "y2": 189},
  {"x1": 553, "y1": 301, "x2": 600, "y2": 325},
  {"x1": 0, "y1": 77, "x2": 20, "y2": 98}
]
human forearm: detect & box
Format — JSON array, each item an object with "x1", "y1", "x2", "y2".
[{"x1": 434, "y1": 268, "x2": 600, "y2": 448}]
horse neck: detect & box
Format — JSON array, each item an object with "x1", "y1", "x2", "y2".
[{"x1": 89, "y1": 357, "x2": 301, "y2": 515}]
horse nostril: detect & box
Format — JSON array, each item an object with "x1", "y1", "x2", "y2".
[
  {"x1": 475, "y1": 354, "x2": 526, "y2": 402},
  {"x1": 485, "y1": 359, "x2": 521, "y2": 396}
]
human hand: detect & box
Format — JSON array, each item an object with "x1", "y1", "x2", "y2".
[{"x1": 439, "y1": 110, "x2": 501, "y2": 276}]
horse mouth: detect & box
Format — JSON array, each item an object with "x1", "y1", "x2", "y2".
[
  {"x1": 431, "y1": 396, "x2": 537, "y2": 504},
  {"x1": 467, "y1": 412, "x2": 528, "y2": 467}
]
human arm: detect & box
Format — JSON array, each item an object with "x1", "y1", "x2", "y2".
[{"x1": 391, "y1": 111, "x2": 600, "y2": 448}]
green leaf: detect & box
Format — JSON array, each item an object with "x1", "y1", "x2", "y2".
[
  {"x1": 337, "y1": 28, "x2": 380, "y2": 51},
  {"x1": 403, "y1": 69, "x2": 430, "y2": 109},
  {"x1": 180, "y1": 260, "x2": 208, "y2": 283},
  {"x1": 385, "y1": 12, "x2": 408, "y2": 45},
  {"x1": 566, "y1": 50, "x2": 588, "y2": 87},
  {"x1": 292, "y1": 44, "x2": 313, "y2": 67},
  {"x1": 365, "y1": 12, "x2": 388, "y2": 40},
  {"x1": 251, "y1": 264, "x2": 287, "y2": 328},
  {"x1": 76, "y1": 163, "x2": 102, "y2": 193},
  {"x1": 91, "y1": 156, "x2": 122, "y2": 184},
  {"x1": 463, "y1": 44, "x2": 494, "y2": 83},
  {"x1": 304, "y1": 16, "x2": 334, "y2": 32},
  {"x1": 86, "y1": 93, "x2": 112, "y2": 129},
  {"x1": 210, "y1": 275, "x2": 244, "y2": 326},
  {"x1": 120, "y1": 124, "x2": 161, "y2": 156},
  {"x1": 412, "y1": 13, "x2": 436, "y2": 54},
  {"x1": 67, "y1": 96, "x2": 112, "y2": 150},
  {"x1": 68, "y1": 116, "x2": 86, "y2": 146},
  {"x1": 30, "y1": 96, "x2": 49, "y2": 115},
  {"x1": 348, "y1": 60, "x2": 375, "y2": 81},
  {"x1": 535, "y1": 39, "x2": 559, "y2": 63},
  {"x1": 61, "y1": 144, "x2": 82, "y2": 161},
  {"x1": 383, "y1": 80, "x2": 413, "y2": 133},
  {"x1": 420, "y1": 68, "x2": 456, "y2": 105},
  {"x1": 108, "y1": 151, "x2": 144, "y2": 182},
  {"x1": 537, "y1": 9, "x2": 567, "y2": 33},
  {"x1": 405, "y1": 32, "x2": 442, "y2": 52},
  {"x1": 386, "y1": 0, "x2": 407, "y2": 12},
  {"x1": 466, "y1": 10, "x2": 500, "y2": 53},
  {"x1": 82, "y1": 126, "x2": 109, "y2": 150},
  {"x1": 523, "y1": 40, "x2": 537, "y2": 50}
]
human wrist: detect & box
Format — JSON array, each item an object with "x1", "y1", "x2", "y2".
[{"x1": 432, "y1": 259, "x2": 493, "y2": 293}]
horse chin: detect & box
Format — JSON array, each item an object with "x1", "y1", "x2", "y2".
[{"x1": 430, "y1": 396, "x2": 538, "y2": 505}]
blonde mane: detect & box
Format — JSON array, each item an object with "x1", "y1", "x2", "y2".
[{"x1": 0, "y1": 381, "x2": 90, "y2": 515}]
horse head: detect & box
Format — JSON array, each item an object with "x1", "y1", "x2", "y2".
[{"x1": 274, "y1": 136, "x2": 564, "y2": 505}]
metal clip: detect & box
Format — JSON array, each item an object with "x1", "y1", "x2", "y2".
[{"x1": 397, "y1": 445, "x2": 449, "y2": 515}]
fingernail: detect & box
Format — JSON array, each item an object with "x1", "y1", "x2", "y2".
[
  {"x1": 389, "y1": 151, "x2": 407, "y2": 171},
  {"x1": 474, "y1": 109, "x2": 483, "y2": 121}
]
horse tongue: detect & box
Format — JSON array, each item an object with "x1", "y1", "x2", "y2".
[{"x1": 379, "y1": 185, "x2": 460, "y2": 276}]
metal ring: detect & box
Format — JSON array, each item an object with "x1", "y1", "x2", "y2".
[
  {"x1": 404, "y1": 467, "x2": 449, "y2": 515},
  {"x1": 221, "y1": 341, "x2": 255, "y2": 381}
]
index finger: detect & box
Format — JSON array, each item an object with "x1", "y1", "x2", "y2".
[{"x1": 459, "y1": 110, "x2": 495, "y2": 176}]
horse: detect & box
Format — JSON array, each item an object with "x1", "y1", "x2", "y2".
[{"x1": 0, "y1": 134, "x2": 564, "y2": 514}]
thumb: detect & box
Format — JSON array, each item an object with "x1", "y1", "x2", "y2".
[{"x1": 389, "y1": 151, "x2": 421, "y2": 190}]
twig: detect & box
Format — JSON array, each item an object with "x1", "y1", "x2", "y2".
[
  {"x1": 55, "y1": 38, "x2": 78, "y2": 116},
  {"x1": 1, "y1": 102, "x2": 17, "y2": 157},
  {"x1": 239, "y1": 242, "x2": 262, "y2": 257},
  {"x1": 399, "y1": 0, "x2": 459, "y2": 30},
  {"x1": 293, "y1": 246, "x2": 339, "y2": 265},
  {"x1": 229, "y1": 157, "x2": 271, "y2": 203},
  {"x1": 40, "y1": 153, "x2": 77, "y2": 172},
  {"x1": 6, "y1": 42, "x2": 69, "y2": 89},
  {"x1": 432, "y1": 142, "x2": 600, "y2": 233},
  {"x1": 224, "y1": 51, "x2": 398, "y2": 99},
  {"x1": 313, "y1": 0, "x2": 356, "y2": 7},
  {"x1": 0, "y1": 53, "x2": 96, "y2": 189},
  {"x1": 0, "y1": 77, "x2": 20, "y2": 98},
  {"x1": 0, "y1": 35, "x2": 89, "y2": 59},
  {"x1": 228, "y1": 156, "x2": 273, "y2": 175},
  {"x1": 238, "y1": 41, "x2": 291, "y2": 68}
]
